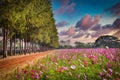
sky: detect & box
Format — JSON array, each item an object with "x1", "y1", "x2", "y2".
[{"x1": 51, "y1": 0, "x2": 120, "y2": 45}]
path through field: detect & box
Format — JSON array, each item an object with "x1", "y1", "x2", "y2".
[{"x1": 0, "y1": 50, "x2": 54, "y2": 78}]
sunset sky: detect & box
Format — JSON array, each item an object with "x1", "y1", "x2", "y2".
[{"x1": 51, "y1": 0, "x2": 120, "y2": 45}]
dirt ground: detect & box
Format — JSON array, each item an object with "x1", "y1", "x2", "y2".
[{"x1": 0, "y1": 50, "x2": 54, "y2": 78}]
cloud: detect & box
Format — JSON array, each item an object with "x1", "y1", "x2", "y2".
[
  {"x1": 90, "y1": 17, "x2": 120, "y2": 38},
  {"x1": 107, "y1": 2, "x2": 120, "y2": 16},
  {"x1": 102, "y1": 24, "x2": 113, "y2": 29},
  {"x1": 75, "y1": 14, "x2": 100, "y2": 30},
  {"x1": 56, "y1": 21, "x2": 68, "y2": 28},
  {"x1": 59, "y1": 27, "x2": 75, "y2": 36},
  {"x1": 55, "y1": 0, "x2": 76, "y2": 15},
  {"x1": 85, "y1": 33, "x2": 91, "y2": 38},
  {"x1": 113, "y1": 30, "x2": 120, "y2": 39},
  {"x1": 112, "y1": 18, "x2": 120, "y2": 29},
  {"x1": 72, "y1": 30, "x2": 85, "y2": 38},
  {"x1": 91, "y1": 24, "x2": 113, "y2": 31},
  {"x1": 91, "y1": 24, "x2": 101, "y2": 31},
  {"x1": 58, "y1": 17, "x2": 120, "y2": 45}
]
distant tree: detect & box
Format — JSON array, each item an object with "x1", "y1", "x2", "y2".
[
  {"x1": 85, "y1": 42, "x2": 94, "y2": 48},
  {"x1": 94, "y1": 35, "x2": 120, "y2": 48},
  {"x1": 75, "y1": 42, "x2": 85, "y2": 48}
]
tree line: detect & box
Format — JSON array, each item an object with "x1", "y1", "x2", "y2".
[
  {"x1": 59, "y1": 35, "x2": 120, "y2": 49},
  {"x1": 0, "y1": 0, "x2": 59, "y2": 58}
]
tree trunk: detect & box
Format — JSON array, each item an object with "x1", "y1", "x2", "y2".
[
  {"x1": 32, "y1": 42, "x2": 34, "y2": 53},
  {"x1": 31, "y1": 42, "x2": 34, "y2": 53},
  {"x1": 35, "y1": 43, "x2": 37, "y2": 53},
  {"x1": 10, "y1": 38, "x2": 13, "y2": 56},
  {"x1": 28, "y1": 41, "x2": 31, "y2": 54},
  {"x1": 24, "y1": 41, "x2": 26, "y2": 55},
  {"x1": 30, "y1": 40, "x2": 32, "y2": 54},
  {"x1": 3, "y1": 28, "x2": 7, "y2": 58},
  {"x1": 38, "y1": 43, "x2": 41, "y2": 52},
  {"x1": 13, "y1": 36, "x2": 16, "y2": 55},
  {"x1": 19, "y1": 39, "x2": 22, "y2": 55},
  {"x1": 21, "y1": 39, "x2": 24, "y2": 54},
  {"x1": 24, "y1": 38, "x2": 27, "y2": 55}
]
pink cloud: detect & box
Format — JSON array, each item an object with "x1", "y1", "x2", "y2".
[
  {"x1": 55, "y1": 0, "x2": 76, "y2": 15},
  {"x1": 107, "y1": 2, "x2": 120, "y2": 16},
  {"x1": 66, "y1": 2, "x2": 75, "y2": 12},
  {"x1": 56, "y1": 21, "x2": 68, "y2": 28},
  {"x1": 75, "y1": 14, "x2": 100, "y2": 30},
  {"x1": 59, "y1": 0, "x2": 69, "y2": 6},
  {"x1": 59, "y1": 27, "x2": 75, "y2": 36},
  {"x1": 58, "y1": 17, "x2": 120, "y2": 45}
]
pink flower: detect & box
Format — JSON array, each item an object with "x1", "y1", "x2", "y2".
[
  {"x1": 103, "y1": 78, "x2": 107, "y2": 80},
  {"x1": 108, "y1": 68, "x2": 113, "y2": 74},
  {"x1": 82, "y1": 60, "x2": 88, "y2": 67},
  {"x1": 46, "y1": 75, "x2": 49, "y2": 78},
  {"x1": 62, "y1": 66, "x2": 69, "y2": 71},
  {"x1": 37, "y1": 65, "x2": 41, "y2": 69},
  {"x1": 36, "y1": 73, "x2": 39, "y2": 79}
]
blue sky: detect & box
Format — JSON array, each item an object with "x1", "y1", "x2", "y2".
[
  {"x1": 51, "y1": 0, "x2": 120, "y2": 45},
  {"x1": 52, "y1": 0, "x2": 119, "y2": 25}
]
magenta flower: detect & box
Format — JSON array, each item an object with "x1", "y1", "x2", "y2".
[
  {"x1": 36, "y1": 73, "x2": 39, "y2": 79},
  {"x1": 108, "y1": 68, "x2": 113, "y2": 74},
  {"x1": 46, "y1": 75, "x2": 49, "y2": 78}
]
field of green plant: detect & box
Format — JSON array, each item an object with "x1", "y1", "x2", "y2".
[{"x1": 10, "y1": 48, "x2": 120, "y2": 80}]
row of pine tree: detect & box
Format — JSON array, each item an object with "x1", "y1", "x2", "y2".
[{"x1": 0, "y1": 0, "x2": 59, "y2": 58}]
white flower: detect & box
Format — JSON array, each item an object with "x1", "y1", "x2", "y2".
[
  {"x1": 71, "y1": 65, "x2": 76, "y2": 69},
  {"x1": 80, "y1": 63, "x2": 85, "y2": 68}
]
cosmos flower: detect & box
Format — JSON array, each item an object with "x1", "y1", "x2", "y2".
[
  {"x1": 37, "y1": 64, "x2": 41, "y2": 69},
  {"x1": 70, "y1": 65, "x2": 76, "y2": 69},
  {"x1": 108, "y1": 68, "x2": 113, "y2": 74},
  {"x1": 36, "y1": 73, "x2": 39, "y2": 79},
  {"x1": 62, "y1": 66, "x2": 69, "y2": 71},
  {"x1": 46, "y1": 75, "x2": 49, "y2": 78}
]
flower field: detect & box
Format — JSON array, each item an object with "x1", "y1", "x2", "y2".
[{"x1": 11, "y1": 48, "x2": 120, "y2": 80}]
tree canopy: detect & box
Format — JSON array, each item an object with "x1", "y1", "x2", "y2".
[
  {"x1": 0, "y1": 0, "x2": 59, "y2": 57},
  {"x1": 94, "y1": 35, "x2": 120, "y2": 48}
]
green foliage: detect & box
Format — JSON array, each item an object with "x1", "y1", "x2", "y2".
[
  {"x1": 0, "y1": 0, "x2": 59, "y2": 50},
  {"x1": 74, "y1": 42, "x2": 94, "y2": 48},
  {"x1": 94, "y1": 35, "x2": 120, "y2": 48}
]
